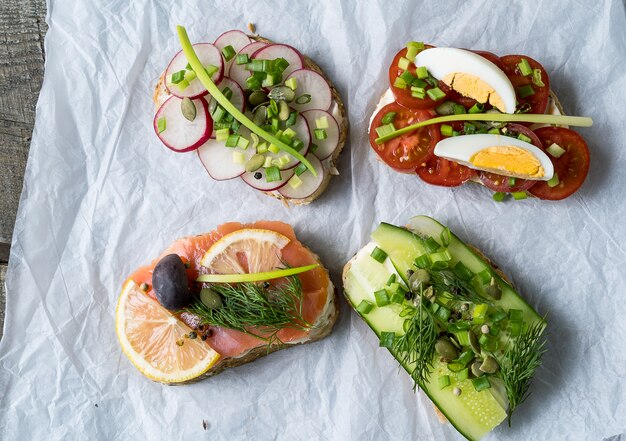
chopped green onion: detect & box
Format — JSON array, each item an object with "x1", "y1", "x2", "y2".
[
  {"x1": 405, "y1": 41, "x2": 424, "y2": 60},
  {"x1": 176, "y1": 79, "x2": 189, "y2": 90},
  {"x1": 356, "y1": 300, "x2": 374, "y2": 315},
  {"x1": 270, "y1": 118, "x2": 279, "y2": 133},
  {"x1": 454, "y1": 104, "x2": 467, "y2": 115},
  {"x1": 438, "y1": 375, "x2": 451, "y2": 389},
  {"x1": 489, "y1": 309, "x2": 508, "y2": 322},
  {"x1": 509, "y1": 309, "x2": 523, "y2": 322},
  {"x1": 447, "y1": 362, "x2": 465, "y2": 372},
  {"x1": 225, "y1": 134, "x2": 240, "y2": 147},
  {"x1": 379, "y1": 331, "x2": 395, "y2": 348},
  {"x1": 263, "y1": 156, "x2": 273, "y2": 168},
  {"x1": 388, "y1": 284, "x2": 406, "y2": 304},
  {"x1": 212, "y1": 106, "x2": 226, "y2": 123},
  {"x1": 424, "y1": 237, "x2": 440, "y2": 252},
  {"x1": 517, "y1": 133, "x2": 532, "y2": 143},
  {"x1": 237, "y1": 136, "x2": 250, "y2": 149},
  {"x1": 430, "y1": 249, "x2": 452, "y2": 264},
  {"x1": 412, "y1": 89, "x2": 425, "y2": 99},
  {"x1": 508, "y1": 177, "x2": 517, "y2": 187},
  {"x1": 440, "y1": 124, "x2": 454, "y2": 137},
  {"x1": 170, "y1": 70, "x2": 186, "y2": 84},
  {"x1": 452, "y1": 261, "x2": 473, "y2": 281},
  {"x1": 518, "y1": 58, "x2": 533, "y2": 76},
  {"x1": 475, "y1": 269, "x2": 491, "y2": 284},
  {"x1": 416, "y1": 66, "x2": 429, "y2": 79},
  {"x1": 236, "y1": 53, "x2": 250, "y2": 65},
  {"x1": 547, "y1": 142, "x2": 566, "y2": 158},
  {"x1": 263, "y1": 71, "x2": 281, "y2": 87},
  {"x1": 184, "y1": 70, "x2": 197, "y2": 83},
  {"x1": 386, "y1": 274, "x2": 397, "y2": 285},
  {"x1": 221, "y1": 86, "x2": 233, "y2": 101},
  {"x1": 492, "y1": 192, "x2": 506, "y2": 202},
  {"x1": 472, "y1": 376, "x2": 491, "y2": 392},
  {"x1": 230, "y1": 119, "x2": 241, "y2": 132},
  {"x1": 274, "y1": 57, "x2": 289, "y2": 72},
  {"x1": 246, "y1": 75, "x2": 262, "y2": 90},
  {"x1": 393, "y1": 77, "x2": 407, "y2": 89},
  {"x1": 509, "y1": 321, "x2": 523, "y2": 337},
  {"x1": 249, "y1": 133, "x2": 260, "y2": 150},
  {"x1": 314, "y1": 128, "x2": 328, "y2": 140},
  {"x1": 397, "y1": 56, "x2": 410, "y2": 70},
  {"x1": 232, "y1": 151, "x2": 244, "y2": 164},
  {"x1": 221, "y1": 45, "x2": 236, "y2": 61},
  {"x1": 412, "y1": 78, "x2": 428, "y2": 88},
  {"x1": 156, "y1": 117, "x2": 166, "y2": 133},
  {"x1": 256, "y1": 142, "x2": 268, "y2": 153},
  {"x1": 374, "y1": 289, "x2": 390, "y2": 307},
  {"x1": 456, "y1": 350, "x2": 474, "y2": 367},
  {"x1": 291, "y1": 138, "x2": 304, "y2": 151},
  {"x1": 204, "y1": 64, "x2": 218, "y2": 77},
  {"x1": 488, "y1": 128, "x2": 501, "y2": 135},
  {"x1": 435, "y1": 306, "x2": 451, "y2": 321},
  {"x1": 532, "y1": 68, "x2": 545, "y2": 87},
  {"x1": 381, "y1": 112, "x2": 397, "y2": 124},
  {"x1": 282, "y1": 127, "x2": 297, "y2": 140},
  {"x1": 547, "y1": 172, "x2": 560, "y2": 188},
  {"x1": 309, "y1": 143, "x2": 318, "y2": 153},
  {"x1": 512, "y1": 191, "x2": 527, "y2": 200},
  {"x1": 285, "y1": 77, "x2": 297, "y2": 91},
  {"x1": 414, "y1": 254, "x2": 431, "y2": 269},
  {"x1": 375, "y1": 123, "x2": 396, "y2": 138},
  {"x1": 215, "y1": 127, "x2": 230, "y2": 142},
  {"x1": 370, "y1": 246, "x2": 388, "y2": 263},
  {"x1": 285, "y1": 111, "x2": 297, "y2": 127},
  {"x1": 268, "y1": 143, "x2": 280, "y2": 154},
  {"x1": 399, "y1": 70, "x2": 415, "y2": 84},
  {"x1": 440, "y1": 227, "x2": 451, "y2": 247},
  {"x1": 315, "y1": 116, "x2": 329, "y2": 129},
  {"x1": 473, "y1": 304, "x2": 489, "y2": 325},
  {"x1": 456, "y1": 368, "x2": 469, "y2": 381},
  {"x1": 468, "y1": 103, "x2": 484, "y2": 114},
  {"x1": 265, "y1": 166, "x2": 281, "y2": 182},
  {"x1": 287, "y1": 174, "x2": 302, "y2": 189},
  {"x1": 463, "y1": 122, "x2": 476, "y2": 134},
  {"x1": 294, "y1": 162, "x2": 308, "y2": 176},
  {"x1": 517, "y1": 84, "x2": 535, "y2": 98},
  {"x1": 454, "y1": 331, "x2": 471, "y2": 346},
  {"x1": 295, "y1": 94, "x2": 311, "y2": 105},
  {"x1": 427, "y1": 87, "x2": 446, "y2": 101}
]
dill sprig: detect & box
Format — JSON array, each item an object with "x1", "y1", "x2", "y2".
[
  {"x1": 184, "y1": 275, "x2": 312, "y2": 347},
  {"x1": 498, "y1": 320, "x2": 547, "y2": 425},
  {"x1": 392, "y1": 288, "x2": 438, "y2": 388},
  {"x1": 425, "y1": 267, "x2": 494, "y2": 306}
]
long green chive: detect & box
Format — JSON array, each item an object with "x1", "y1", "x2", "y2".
[
  {"x1": 356, "y1": 300, "x2": 374, "y2": 315},
  {"x1": 518, "y1": 58, "x2": 532, "y2": 76},
  {"x1": 381, "y1": 112, "x2": 397, "y2": 124},
  {"x1": 546, "y1": 142, "x2": 566, "y2": 158},
  {"x1": 512, "y1": 191, "x2": 527, "y2": 200},
  {"x1": 517, "y1": 84, "x2": 535, "y2": 98},
  {"x1": 472, "y1": 376, "x2": 491, "y2": 392},
  {"x1": 547, "y1": 172, "x2": 560, "y2": 188},
  {"x1": 375, "y1": 123, "x2": 396, "y2": 138},
  {"x1": 440, "y1": 124, "x2": 454, "y2": 137},
  {"x1": 427, "y1": 87, "x2": 446, "y2": 101},
  {"x1": 532, "y1": 68, "x2": 545, "y2": 87},
  {"x1": 370, "y1": 246, "x2": 388, "y2": 263},
  {"x1": 265, "y1": 166, "x2": 281, "y2": 182},
  {"x1": 379, "y1": 331, "x2": 395, "y2": 348},
  {"x1": 374, "y1": 289, "x2": 390, "y2": 307},
  {"x1": 468, "y1": 103, "x2": 484, "y2": 114},
  {"x1": 438, "y1": 375, "x2": 451, "y2": 389},
  {"x1": 221, "y1": 45, "x2": 236, "y2": 61}
]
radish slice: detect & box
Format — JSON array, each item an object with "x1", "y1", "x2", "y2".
[
  {"x1": 264, "y1": 114, "x2": 311, "y2": 169},
  {"x1": 214, "y1": 30, "x2": 252, "y2": 73},
  {"x1": 301, "y1": 109, "x2": 339, "y2": 160},
  {"x1": 154, "y1": 96, "x2": 212, "y2": 153},
  {"x1": 241, "y1": 167, "x2": 294, "y2": 191},
  {"x1": 165, "y1": 43, "x2": 224, "y2": 99},
  {"x1": 197, "y1": 130, "x2": 256, "y2": 181},
  {"x1": 285, "y1": 69, "x2": 332, "y2": 112},
  {"x1": 278, "y1": 154, "x2": 324, "y2": 200},
  {"x1": 209, "y1": 77, "x2": 246, "y2": 116},
  {"x1": 228, "y1": 41, "x2": 268, "y2": 89},
  {"x1": 251, "y1": 44, "x2": 304, "y2": 78}
]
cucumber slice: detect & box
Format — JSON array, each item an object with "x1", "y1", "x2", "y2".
[{"x1": 343, "y1": 217, "x2": 545, "y2": 441}]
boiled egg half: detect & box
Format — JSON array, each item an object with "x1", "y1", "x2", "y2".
[
  {"x1": 434, "y1": 134, "x2": 554, "y2": 180},
  {"x1": 414, "y1": 48, "x2": 516, "y2": 114}
]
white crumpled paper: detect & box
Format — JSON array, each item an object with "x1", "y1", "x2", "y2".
[{"x1": 2, "y1": 0, "x2": 626, "y2": 439}]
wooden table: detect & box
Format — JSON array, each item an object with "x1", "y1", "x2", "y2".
[{"x1": 0, "y1": 0, "x2": 47, "y2": 339}]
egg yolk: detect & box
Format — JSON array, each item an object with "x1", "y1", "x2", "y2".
[
  {"x1": 442, "y1": 73, "x2": 506, "y2": 112},
  {"x1": 470, "y1": 146, "x2": 545, "y2": 178}
]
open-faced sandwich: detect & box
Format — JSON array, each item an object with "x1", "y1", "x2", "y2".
[
  {"x1": 116, "y1": 221, "x2": 338, "y2": 384},
  {"x1": 153, "y1": 27, "x2": 347, "y2": 205},
  {"x1": 343, "y1": 215, "x2": 546, "y2": 440},
  {"x1": 369, "y1": 42, "x2": 593, "y2": 201}
]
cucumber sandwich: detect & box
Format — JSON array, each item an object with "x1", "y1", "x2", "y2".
[{"x1": 342, "y1": 215, "x2": 546, "y2": 440}]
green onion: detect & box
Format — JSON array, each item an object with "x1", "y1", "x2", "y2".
[
  {"x1": 389, "y1": 285, "x2": 406, "y2": 304},
  {"x1": 414, "y1": 254, "x2": 431, "y2": 269},
  {"x1": 476, "y1": 269, "x2": 491, "y2": 284},
  {"x1": 230, "y1": 119, "x2": 241, "y2": 132},
  {"x1": 386, "y1": 274, "x2": 397, "y2": 285},
  {"x1": 448, "y1": 321, "x2": 470, "y2": 333},
  {"x1": 447, "y1": 362, "x2": 465, "y2": 372},
  {"x1": 412, "y1": 89, "x2": 425, "y2": 99},
  {"x1": 509, "y1": 321, "x2": 523, "y2": 337},
  {"x1": 489, "y1": 324, "x2": 501, "y2": 337},
  {"x1": 171, "y1": 70, "x2": 186, "y2": 84},
  {"x1": 285, "y1": 111, "x2": 297, "y2": 127},
  {"x1": 468, "y1": 103, "x2": 484, "y2": 114},
  {"x1": 370, "y1": 246, "x2": 388, "y2": 263},
  {"x1": 424, "y1": 237, "x2": 440, "y2": 252},
  {"x1": 295, "y1": 94, "x2": 312, "y2": 105},
  {"x1": 440, "y1": 124, "x2": 454, "y2": 137},
  {"x1": 285, "y1": 77, "x2": 297, "y2": 91},
  {"x1": 375, "y1": 123, "x2": 396, "y2": 138},
  {"x1": 518, "y1": 58, "x2": 532, "y2": 76},
  {"x1": 427, "y1": 87, "x2": 446, "y2": 101},
  {"x1": 463, "y1": 122, "x2": 476, "y2": 134},
  {"x1": 294, "y1": 162, "x2": 308, "y2": 176},
  {"x1": 196, "y1": 263, "x2": 318, "y2": 282},
  {"x1": 412, "y1": 78, "x2": 427, "y2": 88},
  {"x1": 221, "y1": 45, "x2": 236, "y2": 61},
  {"x1": 473, "y1": 304, "x2": 489, "y2": 325},
  {"x1": 315, "y1": 116, "x2": 329, "y2": 129},
  {"x1": 452, "y1": 261, "x2": 473, "y2": 281},
  {"x1": 256, "y1": 142, "x2": 268, "y2": 153},
  {"x1": 282, "y1": 127, "x2": 297, "y2": 140},
  {"x1": 270, "y1": 118, "x2": 279, "y2": 133},
  {"x1": 512, "y1": 191, "x2": 527, "y2": 200},
  {"x1": 456, "y1": 368, "x2": 469, "y2": 381},
  {"x1": 454, "y1": 104, "x2": 467, "y2": 115},
  {"x1": 263, "y1": 71, "x2": 281, "y2": 87},
  {"x1": 397, "y1": 56, "x2": 410, "y2": 70},
  {"x1": 517, "y1": 84, "x2": 535, "y2": 98},
  {"x1": 381, "y1": 112, "x2": 397, "y2": 124},
  {"x1": 212, "y1": 106, "x2": 226, "y2": 123},
  {"x1": 250, "y1": 133, "x2": 260, "y2": 150},
  {"x1": 379, "y1": 331, "x2": 395, "y2": 348},
  {"x1": 268, "y1": 143, "x2": 280, "y2": 154},
  {"x1": 232, "y1": 151, "x2": 245, "y2": 164},
  {"x1": 246, "y1": 75, "x2": 262, "y2": 90},
  {"x1": 430, "y1": 250, "x2": 452, "y2": 265},
  {"x1": 237, "y1": 136, "x2": 250, "y2": 149},
  {"x1": 488, "y1": 127, "x2": 501, "y2": 135},
  {"x1": 236, "y1": 53, "x2": 250, "y2": 65},
  {"x1": 438, "y1": 375, "x2": 451, "y2": 389},
  {"x1": 393, "y1": 77, "x2": 407, "y2": 89},
  {"x1": 274, "y1": 57, "x2": 289, "y2": 72},
  {"x1": 265, "y1": 166, "x2": 281, "y2": 182},
  {"x1": 456, "y1": 350, "x2": 474, "y2": 367},
  {"x1": 416, "y1": 66, "x2": 429, "y2": 79},
  {"x1": 492, "y1": 192, "x2": 506, "y2": 202},
  {"x1": 508, "y1": 177, "x2": 517, "y2": 187},
  {"x1": 472, "y1": 376, "x2": 491, "y2": 392},
  {"x1": 489, "y1": 309, "x2": 508, "y2": 322},
  {"x1": 546, "y1": 142, "x2": 566, "y2": 158},
  {"x1": 314, "y1": 128, "x2": 328, "y2": 140},
  {"x1": 225, "y1": 134, "x2": 240, "y2": 147},
  {"x1": 356, "y1": 300, "x2": 374, "y2": 315},
  {"x1": 406, "y1": 41, "x2": 424, "y2": 59},
  {"x1": 374, "y1": 289, "x2": 390, "y2": 307},
  {"x1": 455, "y1": 331, "x2": 471, "y2": 346},
  {"x1": 532, "y1": 68, "x2": 545, "y2": 87},
  {"x1": 221, "y1": 86, "x2": 233, "y2": 101},
  {"x1": 309, "y1": 143, "x2": 318, "y2": 153},
  {"x1": 509, "y1": 309, "x2": 523, "y2": 322},
  {"x1": 399, "y1": 70, "x2": 415, "y2": 84},
  {"x1": 435, "y1": 306, "x2": 451, "y2": 321},
  {"x1": 291, "y1": 138, "x2": 304, "y2": 151},
  {"x1": 440, "y1": 227, "x2": 451, "y2": 247},
  {"x1": 215, "y1": 127, "x2": 230, "y2": 142},
  {"x1": 517, "y1": 133, "x2": 532, "y2": 143},
  {"x1": 547, "y1": 172, "x2": 560, "y2": 188},
  {"x1": 156, "y1": 117, "x2": 166, "y2": 134}
]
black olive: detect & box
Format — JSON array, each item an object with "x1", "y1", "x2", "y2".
[
  {"x1": 152, "y1": 254, "x2": 191, "y2": 310},
  {"x1": 254, "y1": 172, "x2": 262, "y2": 180}
]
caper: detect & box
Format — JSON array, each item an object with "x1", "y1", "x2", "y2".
[
  {"x1": 471, "y1": 361, "x2": 484, "y2": 377},
  {"x1": 485, "y1": 277, "x2": 502, "y2": 300},
  {"x1": 248, "y1": 90, "x2": 268, "y2": 107},
  {"x1": 253, "y1": 105, "x2": 268, "y2": 126},
  {"x1": 278, "y1": 100, "x2": 290, "y2": 121},
  {"x1": 468, "y1": 330, "x2": 481, "y2": 354},
  {"x1": 268, "y1": 85, "x2": 296, "y2": 102},
  {"x1": 435, "y1": 338, "x2": 459, "y2": 361},
  {"x1": 409, "y1": 269, "x2": 430, "y2": 291},
  {"x1": 180, "y1": 97, "x2": 196, "y2": 121},
  {"x1": 245, "y1": 154, "x2": 265, "y2": 172},
  {"x1": 200, "y1": 288, "x2": 223, "y2": 309},
  {"x1": 479, "y1": 356, "x2": 499, "y2": 374}
]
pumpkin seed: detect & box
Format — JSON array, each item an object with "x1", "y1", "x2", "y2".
[
  {"x1": 479, "y1": 356, "x2": 499, "y2": 374},
  {"x1": 268, "y1": 85, "x2": 295, "y2": 102},
  {"x1": 485, "y1": 277, "x2": 502, "y2": 300},
  {"x1": 253, "y1": 105, "x2": 267, "y2": 126},
  {"x1": 245, "y1": 154, "x2": 265, "y2": 172},
  {"x1": 435, "y1": 338, "x2": 459, "y2": 361},
  {"x1": 249, "y1": 91, "x2": 268, "y2": 107},
  {"x1": 471, "y1": 361, "x2": 484, "y2": 377},
  {"x1": 409, "y1": 269, "x2": 430, "y2": 291},
  {"x1": 181, "y1": 97, "x2": 196, "y2": 121},
  {"x1": 278, "y1": 100, "x2": 290, "y2": 121},
  {"x1": 468, "y1": 330, "x2": 481, "y2": 353}
]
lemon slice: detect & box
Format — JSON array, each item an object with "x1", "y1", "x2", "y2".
[
  {"x1": 116, "y1": 280, "x2": 220, "y2": 383},
  {"x1": 200, "y1": 228, "x2": 290, "y2": 273}
]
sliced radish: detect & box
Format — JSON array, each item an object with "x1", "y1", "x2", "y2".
[
  {"x1": 241, "y1": 166, "x2": 294, "y2": 191},
  {"x1": 154, "y1": 96, "x2": 212, "y2": 153},
  {"x1": 285, "y1": 69, "x2": 332, "y2": 112},
  {"x1": 251, "y1": 44, "x2": 304, "y2": 78},
  {"x1": 228, "y1": 41, "x2": 268, "y2": 89},
  {"x1": 209, "y1": 77, "x2": 246, "y2": 117},
  {"x1": 214, "y1": 30, "x2": 252, "y2": 72},
  {"x1": 301, "y1": 109, "x2": 339, "y2": 160},
  {"x1": 264, "y1": 114, "x2": 311, "y2": 169},
  {"x1": 165, "y1": 43, "x2": 223, "y2": 99},
  {"x1": 197, "y1": 137, "x2": 256, "y2": 181},
  {"x1": 278, "y1": 154, "x2": 324, "y2": 200}
]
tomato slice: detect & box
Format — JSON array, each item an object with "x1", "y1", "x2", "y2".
[
  {"x1": 388, "y1": 47, "x2": 450, "y2": 110},
  {"x1": 418, "y1": 156, "x2": 477, "y2": 187},
  {"x1": 501, "y1": 54, "x2": 550, "y2": 115},
  {"x1": 369, "y1": 102, "x2": 440, "y2": 172},
  {"x1": 528, "y1": 127, "x2": 590, "y2": 200}
]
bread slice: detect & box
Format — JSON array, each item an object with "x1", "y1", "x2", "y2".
[{"x1": 154, "y1": 35, "x2": 347, "y2": 206}]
